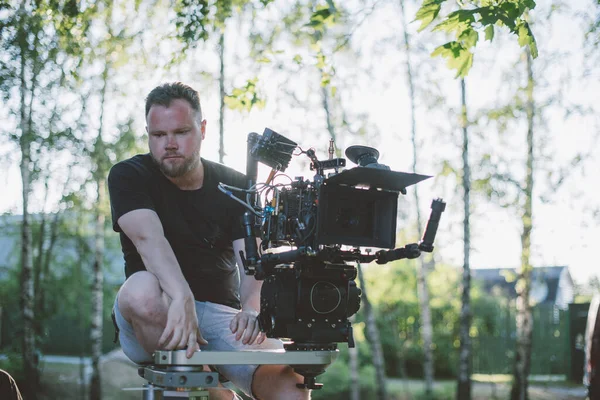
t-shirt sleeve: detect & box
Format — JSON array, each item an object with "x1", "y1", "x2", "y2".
[{"x1": 107, "y1": 161, "x2": 156, "y2": 232}]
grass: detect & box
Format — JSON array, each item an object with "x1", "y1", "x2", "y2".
[
  {"x1": 387, "y1": 375, "x2": 587, "y2": 400},
  {"x1": 38, "y1": 358, "x2": 144, "y2": 400},
  {"x1": 34, "y1": 353, "x2": 588, "y2": 400}
]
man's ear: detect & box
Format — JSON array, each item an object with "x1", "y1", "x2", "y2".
[{"x1": 200, "y1": 119, "x2": 207, "y2": 140}]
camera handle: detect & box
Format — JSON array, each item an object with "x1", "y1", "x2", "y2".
[
  {"x1": 419, "y1": 198, "x2": 446, "y2": 253},
  {"x1": 370, "y1": 198, "x2": 447, "y2": 264}
]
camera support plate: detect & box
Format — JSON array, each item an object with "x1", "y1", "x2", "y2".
[
  {"x1": 138, "y1": 349, "x2": 339, "y2": 397},
  {"x1": 153, "y1": 349, "x2": 338, "y2": 366}
]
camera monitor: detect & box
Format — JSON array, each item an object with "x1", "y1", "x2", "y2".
[
  {"x1": 316, "y1": 184, "x2": 398, "y2": 248},
  {"x1": 316, "y1": 168, "x2": 431, "y2": 249}
]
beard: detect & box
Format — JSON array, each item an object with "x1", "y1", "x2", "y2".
[{"x1": 151, "y1": 151, "x2": 200, "y2": 178}]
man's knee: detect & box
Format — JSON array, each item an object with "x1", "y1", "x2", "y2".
[
  {"x1": 252, "y1": 365, "x2": 309, "y2": 400},
  {"x1": 118, "y1": 271, "x2": 166, "y2": 322}
]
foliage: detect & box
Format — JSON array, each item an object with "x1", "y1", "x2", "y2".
[
  {"x1": 0, "y1": 352, "x2": 25, "y2": 385},
  {"x1": 172, "y1": 0, "x2": 276, "y2": 112},
  {"x1": 174, "y1": 0, "x2": 274, "y2": 43},
  {"x1": 224, "y1": 77, "x2": 266, "y2": 112},
  {"x1": 312, "y1": 346, "x2": 377, "y2": 400},
  {"x1": 358, "y1": 263, "x2": 566, "y2": 379},
  {"x1": 0, "y1": 209, "x2": 122, "y2": 356},
  {"x1": 415, "y1": 0, "x2": 538, "y2": 77}
]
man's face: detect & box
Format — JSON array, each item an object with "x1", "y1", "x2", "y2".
[{"x1": 146, "y1": 98, "x2": 206, "y2": 178}]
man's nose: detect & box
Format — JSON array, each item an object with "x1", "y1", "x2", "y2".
[{"x1": 165, "y1": 134, "x2": 178, "y2": 149}]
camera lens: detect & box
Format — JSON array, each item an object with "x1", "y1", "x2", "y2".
[{"x1": 310, "y1": 281, "x2": 342, "y2": 314}]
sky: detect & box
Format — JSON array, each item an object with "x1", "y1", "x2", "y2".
[{"x1": 1, "y1": 0, "x2": 599, "y2": 286}]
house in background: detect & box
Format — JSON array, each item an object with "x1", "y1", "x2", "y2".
[{"x1": 472, "y1": 265, "x2": 575, "y2": 309}]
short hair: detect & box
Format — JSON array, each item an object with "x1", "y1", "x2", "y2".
[{"x1": 145, "y1": 82, "x2": 202, "y2": 119}]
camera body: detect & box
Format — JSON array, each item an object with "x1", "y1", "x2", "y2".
[{"x1": 229, "y1": 128, "x2": 443, "y2": 353}]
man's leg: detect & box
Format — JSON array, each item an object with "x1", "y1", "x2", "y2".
[
  {"x1": 116, "y1": 271, "x2": 237, "y2": 400},
  {"x1": 196, "y1": 302, "x2": 309, "y2": 400},
  {"x1": 252, "y1": 365, "x2": 310, "y2": 400},
  {"x1": 117, "y1": 271, "x2": 170, "y2": 354}
]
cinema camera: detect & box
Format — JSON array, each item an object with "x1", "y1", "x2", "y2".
[
  {"x1": 136, "y1": 129, "x2": 445, "y2": 398},
  {"x1": 218, "y1": 128, "x2": 444, "y2": 388}
]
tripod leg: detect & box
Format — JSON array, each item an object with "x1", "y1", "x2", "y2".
[{"x1": 142, "y1": 383, "x2": 164, "y2": 400}]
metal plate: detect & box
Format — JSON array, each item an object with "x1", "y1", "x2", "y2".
[
  {"x1": 153, "y1": 349, "x2": 339, "y2": 366},
  {"x1": 141, "y1": 367, "x2": 219, "y2": 389}
]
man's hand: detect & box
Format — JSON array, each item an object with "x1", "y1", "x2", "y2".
[
  {"x1": 230, "y1": 309, "x2": 266, "y2": 345},
  {"x1": 158, "y1": 295, "x2": 208, "y2": 359}
]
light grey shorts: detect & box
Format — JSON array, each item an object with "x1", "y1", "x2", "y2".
[{"x1": 112, "y1": 295, "x2": 284, "y2": 397}]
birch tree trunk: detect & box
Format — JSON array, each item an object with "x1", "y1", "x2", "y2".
[
  {"x1": 90, "y1": 177, "x2": 105, "y2": 400},
  {"x1": 399, "y1": 0, "x2": 434, "y2": 394},
  {"x1": 18, "y1": 4, "x2": 39, "y2": 395},
  {"x1": 349, "y1": 340, "x2": 360, "y2": 400},
  {"x1": 457, "y1": 78, "x2": 472, "y2": 400},
  {"x1": 357, "y1": 263, "x2": 387, "y2": 400},
  {"x1": 391, "y1": 318, "x2": 410, "y2": 397},
  {"x1": 510, "y1": 47, "x2": 535, "y2": 400},
  {"x1": 90, "y1": 61, "x2": 109, "y2": 400},
  {"x1": 20, "y1": 127, "x2": 37, "y2": 400}
]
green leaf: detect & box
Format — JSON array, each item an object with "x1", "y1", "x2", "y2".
[
  {"x1": 414, "y1": 0, "x2": 443, "y2": 32},
  {"x1": 224, "y1": 77, "x2": 265, "y2": 112},
  {"x1": 293, "y1": 54, "x2": 303, "y2": 64},
  {"x1": 458, "y1": 28, "x2": 478, "y2": 48},
  {"x1": 484, "y1": 24, "x2": 494, "y2": 41},
  {"x1": 477, "y1": 6, "x2": 499, "y2": 26},
  {"x1": 431, "y1": 41, "x2": 474, "y2": 77},
  {"x1": 316, "y1": 52, "x2": 327, "y2": 69},
  {"x1": 516, "y1": 21, "x2": 538, "y2": 58},
  {"x1": 308, "y1": 6, "x2": 334, "y2": 29},
  {"x1": 432, "y1": 10, "x2": 475, "y2": 38},
  {"x1": 522, "y1": 0, "x2": 536, "y2": 11}
]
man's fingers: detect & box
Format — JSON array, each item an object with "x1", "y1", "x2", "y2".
[
  {"x1": 230, "y1": 315, "x2": 239, "y2": 334},
  {"x1": 186, "y1": 339, "x2": 199, "y2": 359},
  {"x1": 247, "y1": 321, "x2": 261, "y2": 345},
  {"x1": 165, "y1": 328, "x2": 183, "y2": 350},
  {"x1": 242, "y1": 319, "x2": 259, "y2": 345},
  {"x1": 158, "y1": 323, "x2": 174, "y2": 348},
  {"x1": 257, "y1": 331, "x2": 266, "y2": 344},
  {"x1": 197, "y1": 328, "x2": 208, "y2": 345},
  {"x1": 177, "y1": 330, "x2": 190, "y2": 350},
  {"x1": 235, "y1": 315, "x2": 249, "y2": 341}
]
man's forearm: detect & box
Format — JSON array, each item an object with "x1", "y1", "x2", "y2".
[
  {"x1": 135, "y1": 236, "x2": 193, "y2": 300},
  {"x1": 239, "y1": 276, "x2": 262, "y2": 312}
]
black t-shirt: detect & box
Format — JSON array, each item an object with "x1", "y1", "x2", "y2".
[{"x1": 107, "y1": 154, "x2": 248, "y2": 309}]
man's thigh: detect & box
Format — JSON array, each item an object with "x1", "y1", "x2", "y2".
[{"x1": 199, "y1": 302, "x2": 284, "y2": 397}]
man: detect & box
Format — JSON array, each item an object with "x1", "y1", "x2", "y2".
[{"x1": 108, "y1": 82, "x2": 308, "y2": 400}]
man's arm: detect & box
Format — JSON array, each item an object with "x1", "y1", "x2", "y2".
[
  {"x1": 118, "y1": 209, "x2": 207, "y2": 358},
  {"x1": 229, "y1": 238, "x2": 266, "y2": 345}
]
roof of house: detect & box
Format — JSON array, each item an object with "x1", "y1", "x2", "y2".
[{"x1": 471, "y1": 266, "x2": 570, "y2": 305}]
